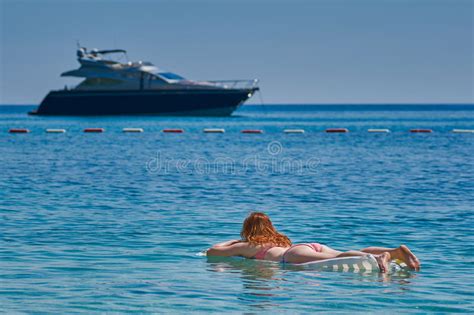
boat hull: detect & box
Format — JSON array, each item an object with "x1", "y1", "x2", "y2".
[{"x1": 30, "y1": 88, "x2": 258, "y2": 116}]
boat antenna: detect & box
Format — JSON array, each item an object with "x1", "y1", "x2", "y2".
[{"x1": 75, "y1": 40, "x2": 87, "y2": 59}]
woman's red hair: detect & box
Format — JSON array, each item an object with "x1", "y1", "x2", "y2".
[{"x1": 241, "y1": 212, "x2": 292, "y2": 247}]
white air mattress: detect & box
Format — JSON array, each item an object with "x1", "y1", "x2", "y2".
[{"x1": 294, "y1": 255, "x2": 381, "y2": 272}]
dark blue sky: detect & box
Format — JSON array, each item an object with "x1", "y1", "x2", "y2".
[{"x1": 1, "y1": 0, "x2": 472, "y2": 104}]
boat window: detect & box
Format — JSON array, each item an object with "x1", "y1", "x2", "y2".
[
  {"x1": 150, "y1": 75, "x2": 166, "y2": 83},
  {"x1": 159, "y1": 72, "x2": 185, "y2": 80}
]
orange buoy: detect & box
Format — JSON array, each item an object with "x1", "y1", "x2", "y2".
[
  {"x1": 162, "y1": 129, "x2": 184, "y2": 133},
  {"x1": 9, "y1": 128, "x2": 30, "y2": 133},
  {"x1": 241, "y1": 129, "x2": 263, "y2": 134},
  {"x1": 84, "y1": 128, "x2": 105, "y2": 133},
  {"x1": 326, "y1": 128, "x2": 349, "y2": 133},
  {"x1": 410, "y1": 129, "x2": 432, "y2": 133}
]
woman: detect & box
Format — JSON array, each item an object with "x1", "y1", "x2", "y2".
[{"x1": 207, "y1": 212, "x2": 420, "y2": 273}]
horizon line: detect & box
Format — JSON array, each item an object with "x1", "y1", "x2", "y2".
[{"x1": 2, "y1": 103, "x2": 474, "y2": 106}]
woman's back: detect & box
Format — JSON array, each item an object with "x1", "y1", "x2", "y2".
[{"x1": 250, "y1": 244, "x2": 289, "y2": 261}]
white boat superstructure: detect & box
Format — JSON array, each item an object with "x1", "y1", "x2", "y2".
[{"x1": 61, "y1": 47, "x2": 257, "y2": 91}]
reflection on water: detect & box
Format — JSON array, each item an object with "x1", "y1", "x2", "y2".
[
  {"x1": 207, "y1": 256, "x2": 279, "y2": 280},
  {"x1": 207, "y1": 256, "x2": 282, "y2": 309},
  {"x1": 206, "y1": 256, "x2": 418, "y2": 310}
]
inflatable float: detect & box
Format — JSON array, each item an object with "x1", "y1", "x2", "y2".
[
  {"x1": 202, "y1": 252, "x2": 407, "y2": 273},
  {"x1": 291, "y1": 255, "x2": 407, "y2": 273}
]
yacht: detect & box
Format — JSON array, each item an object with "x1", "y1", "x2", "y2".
[{"x1": 29, "y1": 47, "x2": 259, "y2": 116}]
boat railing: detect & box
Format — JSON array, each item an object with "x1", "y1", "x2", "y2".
[{"x1": 205, "y1": 79, "x2": 259, "y2": 89}]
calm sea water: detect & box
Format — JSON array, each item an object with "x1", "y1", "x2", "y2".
[{"x1": 1, "y1": 105, "x2": 473, "y2": 313}]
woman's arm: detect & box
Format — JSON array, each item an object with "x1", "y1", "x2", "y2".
[{"x1": 207, "y1": 241, "x2": 247, "y2": 257}]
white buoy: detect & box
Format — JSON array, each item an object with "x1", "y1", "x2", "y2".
[
  {"x1": 123, "y1": 128, "x2": 144, "y2": 133},
  {"x1": 284, "y1": 129, "x2": 305, "y2": 134},
  {"x1": 452, "y1": 129, "x2": 474, "y2": 133},
  {"x1": 203, "y1": 128, "x2": 225, "y2": 133},
  {"x1": 368, "y1": 129, "x2": 390, "y2": 133},
  {"x1": 46, "y1": 129, "x2": 66, "y2": 133}
]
